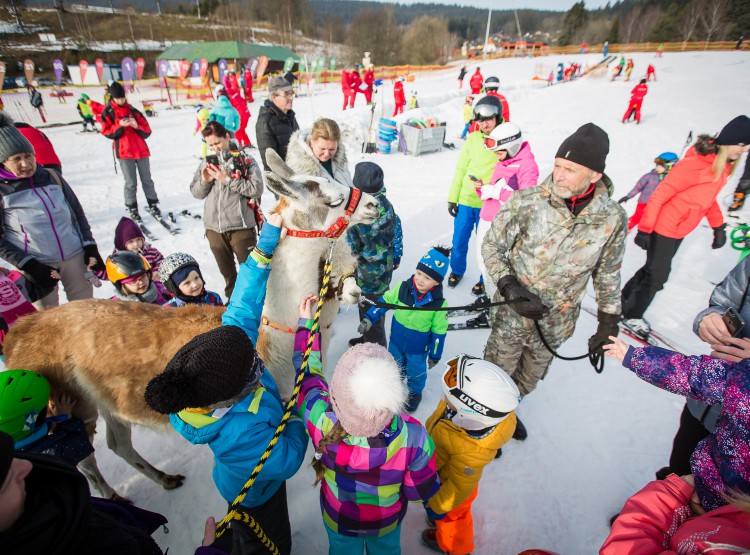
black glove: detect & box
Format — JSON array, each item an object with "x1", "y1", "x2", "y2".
[
  {"x1": 20, "y1": 258, "x2": 59, "y2": 291},
  {"x1": 712, "y1": 224, "x2": 727, "y2": 249},
  {"x1": 617, "y1": 196, "x2": 629, "y2": 204},
  {"x1": 634, "y1": 230, "x2": 651, "y2": 251},
  {"x1": 588, "y1": 311, "x2": 621, "y2": 356},
  {"x1": 448, "y1": 203, "x2": 458, "y2": 218},
  {"x1": 427, "y1": 358, "x2": 439, "y2": 370},
  {"x1": 83, "y1": 244, "x2": 105, "y2": 272},
  {"x1": 498, "y1": 276, "x2": 549, "y2": 320}
]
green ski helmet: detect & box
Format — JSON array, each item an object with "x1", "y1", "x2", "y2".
[{"x1": 0, "y1": 369, "x2": 50, "y2": 441}]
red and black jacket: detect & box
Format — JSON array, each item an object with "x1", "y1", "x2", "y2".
[{"x1": 100, "y1": 101, "x2": 152, "y2": 159}]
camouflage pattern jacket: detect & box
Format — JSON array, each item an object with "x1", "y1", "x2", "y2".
[
  {"x1": 481, "y1": 174, "x2": 627, "y2": 342},
  {"x1": 347, "y1": 191, "x2": 403, "y2": 295}
]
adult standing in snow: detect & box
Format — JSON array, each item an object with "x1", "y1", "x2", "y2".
[
  {"x1": 446, "y1": 96, "x2": 504, "y2": 291},
  {"x1": 285, "y1": 118, "x2": 353, "y2": 187},
  {"x1": 621, "y1": 116, "x2": 750, "y2": 337},
  {"x1": 340, "y1": 67, "x2": 354, "y2": 110},
  {"x1": 349, "y1": 68, "x2": 362, "y2": 107},
  {"x1": 190, "y1": 121, "x2": 264, "y2": 300},
  {"x1": 481, "y1": 123, "x2": 626, "y2": 439},
  {"x1": 483, "y1": 76, "x2": 511, "y2": 123},
  {"x1": 393, "y1": 77, "x2": 406, "y2": 117},
  {"x1": 255, "y1": 76, "x2": 299, "y2": 172},
  {"x1": 469, "y1": 67, "x2": 484, "y2": 94},
  {"x1": 100, "y1": 81, "x2": 162, "y2": 221},
  {"x1": 622, "y1": 79, "x2": 648, "y2": 124},
  {"x1": 363, "y1": 65, "x2": 374, "y2": 105},
  {"x1": 458, "y1": 66, "x2": 467, "y2": 89},
  {"x1": 0, "y1": 113, "x2": 104, "y2": 308}
]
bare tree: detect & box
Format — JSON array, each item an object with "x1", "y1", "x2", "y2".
[
  {"x1": 621, "y1": 5, "x2": 641, "y2": 43},
  {"x1": 700, "y1": 0, "x2": 729, "y2": 42},
  {"x1": 631, "y1": 5, "x2": 661, "y2": 43},
  {"x1": 680, "y1": 0, "x2": 703, "y2": 42}
]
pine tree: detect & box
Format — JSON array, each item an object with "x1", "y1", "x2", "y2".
[{"x1": 558, "y1": 1, "x2": 589, "y2": 46}]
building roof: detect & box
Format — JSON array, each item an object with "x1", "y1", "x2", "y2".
[{"x1": 156, "y1": 41, "x2": 296, "y2": 63}]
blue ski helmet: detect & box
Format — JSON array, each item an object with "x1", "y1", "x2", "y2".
[{"x1": 655, "y1": 152, "x2": 678, "y2": 170}]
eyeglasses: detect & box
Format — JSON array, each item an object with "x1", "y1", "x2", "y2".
[{"x1": 275, "y1": 91, "x2": 294, "y2": 98}]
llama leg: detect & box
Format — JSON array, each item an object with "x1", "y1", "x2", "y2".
[
  {"x1": 102, "y1": 411, "x2": 185, "y2": 490},
  {"x1": 78, "y1": 452, "x2": 118, "y2": 499}
]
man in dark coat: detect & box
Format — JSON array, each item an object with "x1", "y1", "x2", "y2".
[{"x1": 255, "y1": 76, "x2": 300, "y2": 172}]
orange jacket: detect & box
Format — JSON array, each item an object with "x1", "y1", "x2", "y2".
[{"x1": 638, "y1": 146, "x2": 728, "y2": 238}]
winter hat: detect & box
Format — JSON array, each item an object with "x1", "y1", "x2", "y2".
[
  {"x1": 0, "y1": 430, "x2": 12, "y2": 486},
  {"x1": 114, "y1": 216, "x2": 144, "y2": 250},
  {"x1": 172, "y1": 265, "x2": 199, "y2": 289},
  {"x1": 109, "y1": 81, "x2": 126, "y2": 99},
  {"x1": 268, "y1": 76, "x2": 293, "y2": 95},
  {"x1": 214, "y1": 84, "x2": 226, "y2": 97},
  {"x1": 416, "y1": 246, "x2": 450, "y2": 284},
  {"x1": 144, "y1": 325, "x2": 261, "y2": 414},
  {"x1": 715, "y1": 115, "x2": 750, "y2": 146},
  {"x1": 329, "y1": 343, "x2": 407, "y2": 437},
  {"x1": 555, "y1": 123, "x2": 609, "y2": 173},
  {"x1": 159, "y1": 253, "x2": 203, "y2": 296},
  {"x1": 352, "y1": 162, "x2": 384, "y2": 194},
  {"x1": 0, "y1": 113, "x2": 34, "y2": 164}
]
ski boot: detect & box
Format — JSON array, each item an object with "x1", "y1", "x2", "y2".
[
  {"x1": 728, "y1": 191, "x2": 746, "y2": 213},
  {"x1": 465, "y1": 310, "x2": 490, "y2": 329},
  {"x1": 621, "y1": 318, "x2": 651, "y2": 340},
  {"x1": 405, "y1": 393, "x2": 422, "y2": 412},
  {"x1": 147, "y1": 201, "x2": 161, "y2": 218},
  {"x1": 126, "y1": 205, "x2": 141, "y2": 222},
  {"x1": 447, "y1": 273, "x2": 463, "y2": 288},
  {"x1": 471, "y1": 280, "x2": 485, "y2": 296},
  {"x1": 421, "y1": 529, "x2": 444, "y2": 554}
]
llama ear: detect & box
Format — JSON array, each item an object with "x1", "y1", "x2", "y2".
[
  {"x1": 265, "y1": 149, "x2": 295, "y2": 181},
  {"x1": 264, "y1": 172, "x2": 304, "y2": 200}
]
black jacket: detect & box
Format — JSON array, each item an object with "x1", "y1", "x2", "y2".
[{"x1": 254, "y1": 100, "x2": 299, "y2": 171}]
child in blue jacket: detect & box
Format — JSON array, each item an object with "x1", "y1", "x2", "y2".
[
  {"x1": 144, "y1": 215, "x2": 308, "y2": 555},
  {"x1": 358, "y1": 246, "x2": 450, "y2": 412}
]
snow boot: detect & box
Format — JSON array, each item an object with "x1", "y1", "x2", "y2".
[
  {"x1": 471, "y1": 280, "x2": 485, "y2": 296},
  {"x1": 513, "y1": 417, "x2": 528, "y2": 441},
  {"x1": 447, "y1": 273, "x2": 463, "y2": 288},
  {"x1": 421, "y1": 529, "x2": 446, "y2": 554},
  {"x1": 405, "y1": 392, "x2": 422, "y2": 412}
]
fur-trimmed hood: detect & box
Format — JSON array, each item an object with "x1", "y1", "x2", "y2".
[
  {"x1": 694, "y1": 134, "x2": 720, "y2": 156},
  {"x1": 284, "y1": 129, "x2": 354, "y2": 187}
]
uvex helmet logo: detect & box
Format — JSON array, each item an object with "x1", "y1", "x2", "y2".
[{"x1": 458, "y1": 392, "x2": 489, "y2": 415}]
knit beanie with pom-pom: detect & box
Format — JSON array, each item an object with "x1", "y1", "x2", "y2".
[
  {"x1": 329, "y1": 343, "x2": 408, "y2": 437},
  {"x1": 0, "y1": 112, "x2": 34, "y2": 164}
]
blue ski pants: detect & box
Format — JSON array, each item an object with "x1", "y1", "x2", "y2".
[
  {"x1": 450, "y1": 204, "x2": 481, "y2": 277},
  {"x1": 388, "y1": 344, "x2": 428, "y2": 395},
  {"x1": 325, "y1": 523, "x2": 402, "y2": 555}
]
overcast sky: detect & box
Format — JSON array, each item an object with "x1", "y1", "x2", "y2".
[{"x1": 372, "y1": 0, "x2": 611, "y2": 11}]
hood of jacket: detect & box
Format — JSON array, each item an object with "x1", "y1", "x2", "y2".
[
  {"x1": 284, "y1": 129, "x2": 349, "y2": 178},
  {"x1": 114, "y1": 216, "x2": 143, "y2": 250}
]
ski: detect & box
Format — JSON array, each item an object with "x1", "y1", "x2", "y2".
[
  {"x1": 447, "y1": 319, "x2": 490, "y2": 331},
  {"x1": 175, "y1": 209, "x2": 202, "y2": 221},
  {"x1": 132, "y1": 218, "x2": 157, "y2": 242},
  {"x1": 147, "y1": 210, "x2": 180, "y2": 235},
  {"x1": 580, "y1": 306, "x2": 680, "y2": 350}
]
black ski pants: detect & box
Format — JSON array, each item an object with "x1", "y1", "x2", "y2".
[
  {"x1": 621, "y1": 232, "x2": 683, "y2": 320},
  {"x1": 663, "y1": 403, "x2": 711, "y2": 476},
  {"x1": 229, "y1": 482, "x2": 292, "y2": 555}
]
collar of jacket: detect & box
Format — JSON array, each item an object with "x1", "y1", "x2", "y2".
[
  {"x1": 540, "y1": 174, "x2": 617, "y2": 221},
  {"x1": 286, "y1": 129, "x2": 348, "y2": 176},
  {"x1": 398, "y1": 278, "x2": 444, "y2": 307},
  {"x1": 263, "y1": 99, "x2": 295, "y2": 120}
]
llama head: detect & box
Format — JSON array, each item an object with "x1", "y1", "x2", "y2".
[{"x1": 264, "y1": 149, "x2": 379, "y2": 231}]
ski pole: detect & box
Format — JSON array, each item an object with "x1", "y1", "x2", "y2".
[{"x1": 678, "y1": 131, "x2": 693, "y2": 158}]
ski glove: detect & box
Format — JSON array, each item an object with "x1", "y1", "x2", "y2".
[
  {"x1": 357, "y1": 319, "x2": 372, "y2": 335},
  {"x1": 20, "y1": 258, "x2": 59, "y2": 291},
  {"x1": 634, "y1": 230, "x2": 651, "y2": 251},
  {"x1": 83, "y1": 244, "x2": 105, "y2": 273},
  {"x1": 617, "y1": 196, "x2": 629, "y2": 204},
  {"x1": 448, "y1": 203, "x2": 458, "y2": 218},
  {"x1": 712, "y1": 224, "x2": 727, "y2": 249},
  {"x1": 427, "y1": 358, "x2": 439, "y2": 370},
  {"x1": 498, "y1": 276, "x2": 549, "y2": 320},
  {"x1": 589, "y1": 311, "x2": 621, "y2": 356}
]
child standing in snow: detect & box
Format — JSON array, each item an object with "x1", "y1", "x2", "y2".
[
  {"x1": 603, "y1": 337, "x2": 750, "y2": 512},
  {"x1": 420, "y1": 355, "x2": 520, "y2": 554},
  {"x1": 294, "y1": 294, "x2": 439, "y2": 554},
  {"x1": 618, "y1": 152, "x2": 678, "y2": 230},
  {"x1": 408, "y1": 91, "x2": 418, "y2": 111},
  {"x1": 194, "y1": 106, "x2": 211, "y2": 159},
  {"x1": 346, "y1": 162, "x2": 402, "y2": 348},
  {"x1": 106, "y1": 216, "x2": 164, "y2": 281},
  {"x1": 357, "y1": 246, "x2": 450, "y2": 412},
  {"x1": 460, "y1": 96, "x2": 474, "y2": 140},
  {"x1": 106, "y1": 251, "x2": 172, "y2": 305},
  {"x1": 145, "y1": 216, "x2": 309, "y2": 555},
  {"x1": 393, "y1": 77, "x2": 406, "y2": 117},
  {"x1": 159, "y1": 252, "x2": 223, "y2": 307}
]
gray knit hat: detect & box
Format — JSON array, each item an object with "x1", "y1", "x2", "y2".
[{"x1": 0, "y1": 113, "x2": 34, "y2": 164}]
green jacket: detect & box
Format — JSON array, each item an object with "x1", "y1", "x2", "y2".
[{"x1": 447, "y1": 131, "x2": 497, "y2": 208}]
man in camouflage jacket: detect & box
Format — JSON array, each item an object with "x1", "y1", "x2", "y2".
[{"x1": 481, "y1": 123, "x2": 626, "y2": 437}]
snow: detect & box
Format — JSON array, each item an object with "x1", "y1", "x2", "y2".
[{"x1": 20, "y1": 50, "x2": 750, "y2": 554}]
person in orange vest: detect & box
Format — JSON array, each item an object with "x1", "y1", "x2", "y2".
[
  {"x1": 363, "y1": 65, "x2": 374, "y2": 105},
  {"x1": 469, "y1": 68, "x2": 483, "y2": 94},
  {"x1": 622, "y1": 79, "x2": 648, "y2": 124},
  {"x1": 393, "y1": 77, "x2": 405, "y2": 117},
  {"x1": 341, "y1": 68, "x2": 354, "y2": 110}
]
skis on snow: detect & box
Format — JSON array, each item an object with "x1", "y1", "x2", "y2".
[
  {"x1": 147, "y1": 209, "x2": 180, "y2": 235},
  {"x1": 580, "y1": 306, "x2": 679, "y2": 350},
  {"x1": 130, "y1": 216, "x2": 157, "y2": 242}
]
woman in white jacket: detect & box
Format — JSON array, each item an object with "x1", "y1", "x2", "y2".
[{"x1": 284, "y1": 118, "x2": 353, "y2": 187}]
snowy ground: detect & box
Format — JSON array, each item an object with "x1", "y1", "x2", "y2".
[{"x1": 23, "y1": 51, "x2": 749, "y2": 554}]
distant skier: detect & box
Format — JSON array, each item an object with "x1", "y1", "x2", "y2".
[
  {"x1": 646, "y1": 64, "x2": 656, "y2": 81},
  {"x1": 603, "y1": 41, "x2": 609, "y2": 57},
  {"x1": 393, "y1": 76, "x2": 405, "y2": 117},
  {"x1": 622, "y1": 79, "x2": 648, "y2": 124},
  {"x1": 624, "y1": 58, "x2": 635, "y2": 81},
  {"x1": 363, "y1": 65, "x2": 374, "y2": 105},
  {"x1": 469, "y1": 67, "x2": 483, "y2": 94},
  {"x1": 458, "y1": 65, "x2": 467, "y2": 89}
]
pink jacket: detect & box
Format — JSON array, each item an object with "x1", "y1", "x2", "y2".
[
  {"x1": 477, "y1": 141, "x2": 539, "y2": 221},
  {"x1": 600, "y1": 475, "x2": 750, "y2": 555}
]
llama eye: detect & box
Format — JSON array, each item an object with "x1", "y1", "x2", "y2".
[{"x1": 328, "y1": 198, "x2": 344, "y2": 208}]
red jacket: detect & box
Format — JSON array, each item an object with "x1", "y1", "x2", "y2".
[
  {"x1": 364, "y1": 69, "x2": 374, "y2": 87},
  {"x1": 638, "y1": 145, "x2": 728, "y2": 239},
  {"x1": 349, "y1": 71, "x2": 362, "y2": 92},
  {"x1": 630, "y1": 83, "x2": 648, "y2": 102},
  {"x1": 16, "y1": 125, "x2": 61, "y2": 168},
  {"x1": 486, "y1": 91, "x2": 511, "y2": 122},
  {"x1": 601, "y1": 475, "x2": 750, "y2": 555},
  {"x1": 341, "y1": 70, "x2": 351, "y2": 92},
  {"x1": 101, "y1": 101, "x2": 152, "y2": 159},
  {"x1": 393, "y1": 81, "x2": 405, "y2": 105},
  {"x1": 469, "y1": 70, "x2": 484, "y2": 92}
]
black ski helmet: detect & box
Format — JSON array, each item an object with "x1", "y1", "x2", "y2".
[
  {"x1": 473, "y1": 96, "x2": 503, "y2": 123},
  {"x1": 106, "y1": 251, "x2": 151, "y2": 291},
  {"x1": 483, "y1": 76, "x2": 500, "y2": 91}
]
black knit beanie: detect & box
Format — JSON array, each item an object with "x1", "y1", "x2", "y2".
[
  {"x1": 144, "y1": 325, "x2": 261, "y2": 414},
  {"x1": 353, "y1": 162, "x2": 384, "y2": 194},
  {"x1": 555, "y1": 123, "x2": 609, "y2": 173},
  {"x1": 715, "y1": 115, "x2": 750, "y2": 146},
  {"x1": 109, "y1": 82, "x2": 126, "y2": 99},
  {"x1": 0, "y1": 430, "x2": 13, "y2": 487}
]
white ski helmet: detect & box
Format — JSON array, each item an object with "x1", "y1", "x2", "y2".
[
  {"x1": 441, "y1": 354, "x2": 520, "y2": 430},
  {"x1": 483, "y1": 76, "x2": 500, "y2": 91},
  {"x1": 485, "y1": 122, "x2": 523, "y2": 157}
]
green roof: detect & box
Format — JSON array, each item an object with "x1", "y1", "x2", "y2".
[{"x1": 156, "y1": 41, "x2": 296, "y2": 63}]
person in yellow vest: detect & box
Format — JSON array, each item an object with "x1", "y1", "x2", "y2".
[
  {"x1": 193, "y1": 106, "x2": 211, "y2": 158},
  {"x1": 76, "y1": 94, "x2": 97, "y2": 132}
]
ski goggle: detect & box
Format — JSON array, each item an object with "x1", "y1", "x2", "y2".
[
  {"x1": 473, "y1": 104, "x2": 501, "y2": 122},
  {"x1": 654, "y1": 157, "x2": 677, "y2": 168},
  {"x1": 120, "y1": 271, "x2": 150, "y2": 285},
  {"x1": 484, "y1": 131, "x2": 521, "y2": 152},
  {"x1": 443, "y1": 355, "x2": 510, "y2": 419}
]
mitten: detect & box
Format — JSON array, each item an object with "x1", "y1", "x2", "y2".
[
  {"x1": 357, "y1": 319, "x2": 372, "y2": 335},
  {"x1": 498, "y1": 276, "x2": 549, "y2": 320},
  {"x1": 20, "y1": 259, "x2": 59, "y2": 291},
  {"x1": 83, "y1": 244, "x2": 105, "y2": 272},
  {"x1": 448, "y1": 203, "x2": 458, "y2": 218},
  {"x1": 634, "y1": 230, "x2": 651, "y2": 251},
  {"x1": 588, "y1": 311, "x2": 620, "y2": 356},
  {"x1": 712, "y1": 224, "x2": 726, "y2": 249},
  {"x1": 427, "y1": 358, "x2": 439, "y2": 370}
]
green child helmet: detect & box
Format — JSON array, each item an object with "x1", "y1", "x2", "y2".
[{"x1": 0, "y1": 369, "x2": 50, "y2": 441}]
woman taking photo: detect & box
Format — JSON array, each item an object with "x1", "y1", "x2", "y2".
[
  {"x1": 285, "y1": 118, "x2": 353, "y2": 187},
  {"x1": 190, "y1": 120, "x2": 264, "y2": 300},
  {"x1": 0, "y1": 113, "x2": 104, "y2": 308}
]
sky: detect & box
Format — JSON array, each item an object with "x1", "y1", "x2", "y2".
[{"x1": 371, "y1": 0, "x2": 611, "y2": 12}]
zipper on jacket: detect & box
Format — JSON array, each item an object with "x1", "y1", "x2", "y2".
[
  {"x1": 29, "y1": 176, "x2": 66, "y2": 260},
  {"x1": 20, "y1": 224, "x2": 29, "y2": 253}
]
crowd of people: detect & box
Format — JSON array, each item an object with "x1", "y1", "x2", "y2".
[{"x1": 0, "y1": 55, "x2": 749, "y2": 555}]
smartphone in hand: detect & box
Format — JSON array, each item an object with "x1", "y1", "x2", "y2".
[
  {"x1": 722, "y1": 307, "x2": 745, "y2": 337},
  {"x1": 205, "y1": 154, "x2": 220, "y2": 166},
  {"x1": 468, "y1": 175, "x2": 480, "y2": 183}
]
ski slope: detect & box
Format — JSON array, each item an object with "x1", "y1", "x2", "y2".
[{"x1": 23, "y1": 50, "x2": 750, "y2": 554}]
